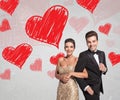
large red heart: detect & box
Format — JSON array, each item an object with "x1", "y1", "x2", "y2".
[
  {"x1": 0, "y1": 19, "x2": 11, "y2": 32},
  {"x1": 50, "y1": 52, "x2": 65, "y2": 65},
  {"x1": 76, "y1": 0, "x2": 100, "y2": 13},
  {"x1": 108, "y1": 52, "x2": 120, "y2": 66},
  {"x1": 0, "y1": 0, "x2": 19, "y2": 15},
  {"x1": 98, "y1": 23, "x2": 112, "y2": 35},
  {"x1": 2, "y1": 43, "x2": 32, "y2": 69},
  {"x1": 25, "y1": 5, "x2": 68, "y2": 48}
]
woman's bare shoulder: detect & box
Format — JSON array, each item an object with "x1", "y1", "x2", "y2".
[{"x1": 58, "y1": 57, "x2": 64, "y2": 62}]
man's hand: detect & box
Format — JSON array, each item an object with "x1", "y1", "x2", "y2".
[
  {"x1": 99, "y1": 63, "x2": 107, "y2": 72},
  {"x1": 86, "y1": 86, "x2": 94, "y2": 95}
]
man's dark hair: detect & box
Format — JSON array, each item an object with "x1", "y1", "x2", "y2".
[{"x1": 85, "y1": 30, "x2": 98, "y2": 40}]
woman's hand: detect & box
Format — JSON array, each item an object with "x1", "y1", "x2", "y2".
[
  {"x1": 66, "y1": 72, "x2": 73, "y2": 79},
  {"x1": 60, "y1": 74, "x2": 70, "y2": 83}
]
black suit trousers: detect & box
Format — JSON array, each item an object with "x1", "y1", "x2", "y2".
[{"x1": 83, "y1": 91, "x2": 100, "y2": 100}]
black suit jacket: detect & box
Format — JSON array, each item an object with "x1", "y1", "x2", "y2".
[{"x1": 75, "y1": 49, "x2": 107, "y2": 94}]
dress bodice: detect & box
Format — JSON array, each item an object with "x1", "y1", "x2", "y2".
[
  {"x1": 58, "y1": 66, "x2": 75, "y2": 74},
  {"x1": 57, "y1": 66, "x2": 79, "y2": 100}
]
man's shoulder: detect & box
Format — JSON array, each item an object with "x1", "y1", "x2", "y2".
[
  {"x1": 80, "y1": 50, "x2": 88, "y2": 54},
  {"x1": 80, "y1": 50, "x2": 105, "y2": 56},
  {"x1": 97, "y1": 50, "x2": 105, "y2": 53},
  {"x1": 79, "y1": 50, "x2": 88, "y2": 56}
]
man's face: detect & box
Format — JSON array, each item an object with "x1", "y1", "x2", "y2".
[{"x1": 86, "y1": 36, "x2": 98, "y2": 52}]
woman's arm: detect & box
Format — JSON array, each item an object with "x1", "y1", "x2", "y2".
[
  {"x1": 69, "y1": 68, "x2": 88, "y2": 78},
  {"x1": 55, "y1": 67, "x2": 69, "y2": 83},
  {"x1": 55, "y1": 58, "x2": 62, "y2": 80},
  {"x1": 55, "y1": 67, "x2": 61, "y2": 80},
  {"x1": 55, "y1": 58, "x2": 69, "y2": 83}
]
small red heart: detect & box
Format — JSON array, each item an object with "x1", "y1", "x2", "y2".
[
  {"x1": 0, "y1": 19, "x2": 11, "y2": 32},
  {"x1": 108, "y1": 52, "x2": 120, "y2": 66},
  {"x1": 50, "y1": 52, "x2": 65, "y2": 65},
  {"x1": 30, "y1": 58, "x2": 42, "y2": 71},
  {"x1": 76, "y1": 0, "x2": 100, "y2": 13},
  {"x1": 98, "y1": 23, "x2": 112, "y2": 35},
  {"x1": 47, "y1": 70, "x2": 55, "y2": 79},
  {"x1": 0, "y1": 0, "x2": 19, "y2": 15},
  {"x1": 25, "y1": 5, "x2": 68, "y2": 48},
  {"x1": 0, "y1": 69, "x2": 10, "y2": 80},
  {"x1": 2, "y1": 43, "x2": 32, "y2": 69}
]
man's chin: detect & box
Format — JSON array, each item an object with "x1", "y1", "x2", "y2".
[{"x1": 89, "y1": 48, "x2": 96, "y2": 52}]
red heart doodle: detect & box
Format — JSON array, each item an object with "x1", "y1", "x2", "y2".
[
  {"x1": 0, "y1": 19, "x2": 11, "y2": 32},
  {"x1": 98, "y1": 23, "x2": 112, "y2": 35},
  {"x1": 108, "y1": 52, "x2": 120, "y2": 66},
  {"x1": 30, "y1": 58, "x2": 42, "y2": 71},
  {"x1": 47, "y1": 70, "x2": 55, "y2": 79},
  {"x1": 0, "y1": 69, "x2": 10, "y2": 80},
  {"x1": 69, "y1": 17, "x2": 89, "y2": 33},
  {"x1": 50, "y1": 52, "x2": 65, "y2": 65},
  {"x1": 25, "y1": 5, "x2": 68, "y2": 48},
  {"x1": 2, "y1": 43, "x2": 32, "y2": 69},
  {"x1": 0, "y1": 0, "x2": 19, "y2": 15},
  {"x1": 76, "y1": 0, "x2": 100, "y2": 13}
]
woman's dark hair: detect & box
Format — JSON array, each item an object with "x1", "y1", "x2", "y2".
[
  {"x1": 85, "y1": 30, "x2": 98, "y2": 40},
  {"x1": 64, "y1": 38, "x2": 75, "y2": 48}
]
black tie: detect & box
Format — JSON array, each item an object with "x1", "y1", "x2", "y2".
[
  {"x1": 89, "y1": 49, "x2": 99, "y2": 55},
  {"x1": 92, "y1": 51, "x2": 98, "y2": 55}
]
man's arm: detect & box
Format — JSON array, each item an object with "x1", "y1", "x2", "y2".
[
  {"x1": 75, "y1": 53, "x2": 88, "y2": 90},
  {"x1": 75, "y1": 53, "x2": 94, "y2": 95},
  {"x1": 99, "y1": 51, "x2": 108, "y2": 74}
]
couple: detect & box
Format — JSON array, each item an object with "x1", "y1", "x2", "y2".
[{"x1": 55, "y1": 30, "x2": 107, "y2": 100}]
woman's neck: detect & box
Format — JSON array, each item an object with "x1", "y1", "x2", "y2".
[{"x1": 66, "y1": 55, "x2": 74, "y2": 59}]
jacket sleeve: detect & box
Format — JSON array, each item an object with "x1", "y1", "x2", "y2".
[
  {"x1": 75, "y1": 53, "x2": 88, "y2": 91},
  {"x1": 102, "y1": 51, "x2": 108, "y2": 74}
]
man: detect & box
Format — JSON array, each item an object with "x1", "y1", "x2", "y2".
[{"x1": 75, "y1": 30, "x2": 107, "y2": 100}]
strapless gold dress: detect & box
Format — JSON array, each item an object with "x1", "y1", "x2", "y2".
[{"x1": 56, "y1": 66, "x2": 79, "y2": 100}]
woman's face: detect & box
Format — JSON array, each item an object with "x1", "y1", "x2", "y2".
[{"x1": 64, "y1": 42, "x2": 75, "y2": 56}]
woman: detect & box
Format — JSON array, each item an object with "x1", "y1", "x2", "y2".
[{"x1": 55, "y1": 38, "x2": 88, "y2": 100}]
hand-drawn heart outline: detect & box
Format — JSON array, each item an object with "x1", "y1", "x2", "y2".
[
  {"x1": 0, "y1": 69, "x2": 11, "y2": 80},
  {"x1": 69, "y1": 16, "x2": 89, "y2": 33},
  {"x1": 2, "y1": 43, "x2": 32, "y2": 69},
  {"x1": 50, "y1": 52, "x2": 65, "y2": 65},
  {"x1": 98, "y1": 23, "x2": 112, "y2": 35},
  {"x1": 108, "y1": 52, "x2": 120, "y2": 66},
  {"x1": 25, "y1": 5, "x2": 69, "y2": 48},
  {"x1": 0, "y1": 19, "x2": 11, "y2": 32},
  {"x1": 30, "y1": 58, "x2": 42, "y2": 71},
  {"x1": 0, "y1": 0, "x2": 19, "y2": 15},
  {"x1": 47, "y1": 70, "x2": 55, "y2": 79},
  {"x1": 76, "y1": 0, "x2": 100, "y2": 13}
]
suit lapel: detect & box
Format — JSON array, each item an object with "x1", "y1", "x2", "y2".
[
  {"x1": 97, "y1": 51, "x2": 103, "y2": 63},
  {"x1": 86, "y1": 50, "x2": 99, "y2": 69}
]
